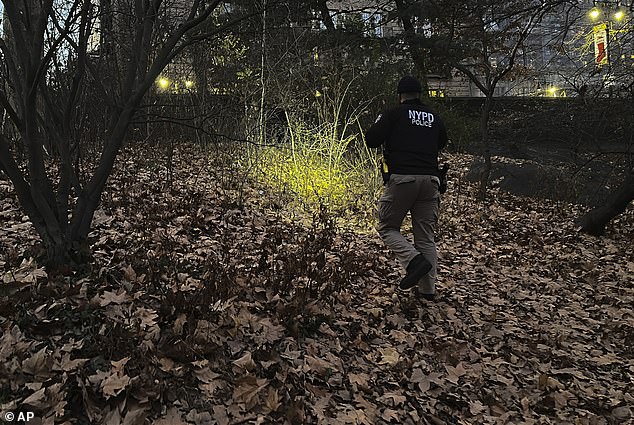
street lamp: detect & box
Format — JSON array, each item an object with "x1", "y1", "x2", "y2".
[
  {"x1": 590, "y1": 1, "x2": 633, "y2": 19},
  {"x1": 588, "y1": 1, "x2": 631, "y2": 68},
  {"x1": 157, "y1": 77, "x2": 170, "y2": 90}
]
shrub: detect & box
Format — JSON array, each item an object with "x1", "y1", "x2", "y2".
[{"x1": 251, "y1": 99, "x2": 383, "y2": 226}]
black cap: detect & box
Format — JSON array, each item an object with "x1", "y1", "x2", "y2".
[{"x1": 397, "y1": 76, "x2": 422, "y2": 94}]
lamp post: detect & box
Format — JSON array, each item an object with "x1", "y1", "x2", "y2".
[{"x1": 589, "y1": 1, "x2": 631, "y2": 69}]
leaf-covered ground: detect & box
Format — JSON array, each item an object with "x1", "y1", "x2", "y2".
[{"x1": 1, "y1": 146, "x2": 633, "y2": 425}]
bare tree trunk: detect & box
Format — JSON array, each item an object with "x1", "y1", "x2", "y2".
[
  {"x1": 259, "y1": 0, "x2": 267, "y2": 144},
  {"x1": 315, "y1": 0, "x2": 335, "y2": 31},
  {"x1": 578, "y1": 171, "x2": 634, "y2": 236},
  {"x1": 394, "y1": 0, "x2": 428, "y2": 93},
  {"x1": 477, "y1": 95, "x2": 494, "y2": 201}
]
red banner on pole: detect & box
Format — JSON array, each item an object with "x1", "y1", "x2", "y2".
[{"x1": 594, "y1": 23, "x2": 609, "y2": 66}]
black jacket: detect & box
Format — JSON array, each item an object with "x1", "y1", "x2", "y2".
[{"x1": 365, "y1": 99, "x2": 447, "y2": 176}]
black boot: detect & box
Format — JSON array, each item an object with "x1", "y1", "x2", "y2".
[
  {"x1": 399, "y1": 254, "x2": 432, "y2": 291},
  {"x1": 417, "y1": 292, "x2": 435, "y2": 301}
]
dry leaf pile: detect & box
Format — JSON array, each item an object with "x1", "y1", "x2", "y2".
[{"x1": 1, "y1": 146, "x2": 633, "y2": 424}]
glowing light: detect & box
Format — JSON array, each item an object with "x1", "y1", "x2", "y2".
[
  {"x1": 315, "y1": 90, "x2": 322, "y2": 98},
  {"x1": 548, "y1": 87, "x2": 558, "y2": 97},
  {"x1": 185, "y1": 80, "x2": 194, "y2": 88},
  {"x1": 157, "y1": 77, "x2": 169, "y2": 89},
  {"x1": 589, "y1": 8, "x2": 601, "y2": 20},
  {"x1": 614, "y1": 10, "x2": 625, "y2": 21}
]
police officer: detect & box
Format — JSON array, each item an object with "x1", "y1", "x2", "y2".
[{"x1": 365, "y1": 76, "x2": 448, "y2": 300}]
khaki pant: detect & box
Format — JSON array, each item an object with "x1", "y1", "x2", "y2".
[{"x1": 377, "y1": 174, "x2": 440, "y2": 295}]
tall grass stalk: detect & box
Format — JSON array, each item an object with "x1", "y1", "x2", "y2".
[{"x1": 249, "y1": 82, "x2": 383, "y2": 227}]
